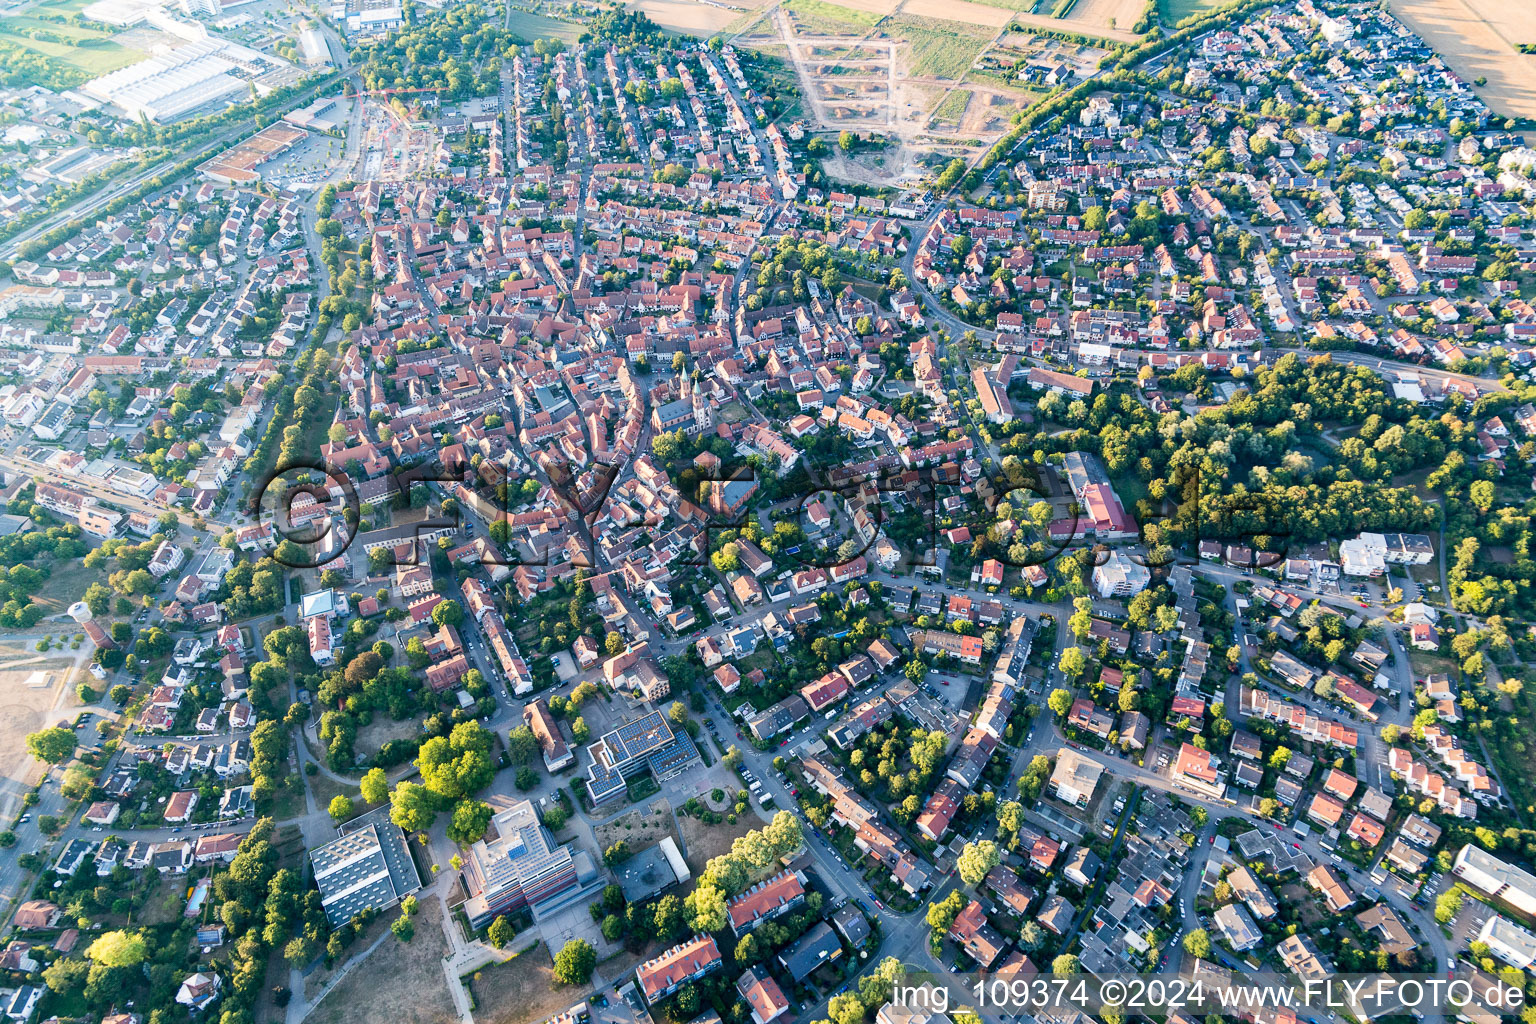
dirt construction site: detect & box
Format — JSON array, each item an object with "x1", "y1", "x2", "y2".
[{"x1": 730, "y1": 0, "x2": 1120, "y2": 184}]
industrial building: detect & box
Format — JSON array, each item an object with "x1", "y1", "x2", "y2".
[
  {"x1": 309, "y1": 814, "x2": 422, "y2": 926},
  {"x1": 81, "y1": 37, "x2": 292, "y2": 123},
  {"x1": 297, "y1": 26, "x2": 331, "y2": 66}
]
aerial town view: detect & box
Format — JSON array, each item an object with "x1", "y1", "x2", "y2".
[{"x1": 3, "y1": 0, "x2": 1536, "y2": 1021}]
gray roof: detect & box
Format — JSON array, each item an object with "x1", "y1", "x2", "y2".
[
  {"x1": 778, "y1": 921, "x2": 843, "y2": 981},
  {"x1": 311, "y1": 815, "x2": 421, "y2": 926},
  {"x1": 615, "y1": 842, "x2": 682, "y2": 904}
]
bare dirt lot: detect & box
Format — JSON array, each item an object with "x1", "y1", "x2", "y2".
[
  {"x1": 1388, "y1": 0, "x2": 1536, "y2": 122},
  {"x1": 309, "y1": 900, "x2": 456, "y2": 1024},
  {"x1": 0, "y1": 652, "x2": 83, "y2": 821}
]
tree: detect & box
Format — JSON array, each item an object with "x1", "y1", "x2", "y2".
[
  {"x1": 1435, "y1": 889, "x2": 1463, "y2": 924},
  {"x1": 431, "y1": 599, "x2": 464, "y2": 629},
  {"x1": 839, "y1": 130, "x2": 856, "y2": 152},
  {"x1": 996, "y1": 801, "x2": 1023, "y2": 842},
  {"x1": 1183, "y1": 928, "x2": 1212, "y2": 960},
  {"x1": 1052, "y1": 954, "x2": 1080, "y2": 975},
  {"x1": 285, "y1": 936, "x2": 315, "y2": 967},
  {"x1": 926, "y1": 890, "x2": 966, "y2": 936},
  {"x1": 552, "y1": 939, "x2": 596, "y2": 985},
  {"x1": 42, "y1": 957, "x2": 89, "y2": 994},
  {"x1": 1047, "y1": 688, "x2": 1073, "y2": 718},
  {"x1": 391, "y1": 915, "x2": 414, "y2": 942},
  {"x1": 83, "y1": 582, "x2": 112, "y2": 616},
  {"x1": 389, "y1": 781, "x2": 437, "y2": 832},
  {"x1": 604, "y1": 840, "x2": 633, "y2": 866},
  {"x1": 956, "y1": 840, "x2": 1002, "y2": 886},
  {"x1": 60, "y1": 766, "x2": 95, "y2": 801},
  {"x1": 446, "y1": 799, "x2": 492, "y2": 844},
  {"x1": 1019, "y1": 922, "x2": 1045, "y2": 950},
  {"x1": 86, "y1": 930, "x2": 147, "y2": 968},
  {"x1": 487, "y1": 915, "x2": 515, "y2": 948},
  {"x1": 685, "y1": 882, "x2": 728, "y2": 933},
  {"x1": 26, "y1": 727, "x2": 75, "y2": 764},
  {"x1": 1059, "y1": 646, "x2": 1087, "y2": 679},
  {"x1": 328, "y1": 795, "x2": 354, "y2": 824},
  {"x1": 654, "y1": 894, "x2": 685, "y2": 938},
  {"x1": 361, "y1": 768, "x2": 389, "y2": 805},
  {"x1": 506, "y1": 725, "x2": 537, "y2": 765}
]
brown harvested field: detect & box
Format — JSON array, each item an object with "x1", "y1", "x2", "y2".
[
  {"x1": 901, "y1": 0, "x2": 1012, "y2": 26},
  {"x1": 1388, "y1": 0, "x2": 1536, "y2": 121},
  {"x1": 1000, "y1": 1, "x2": 1140, "y2": 43},
  {"x1": 466, "y1": 943, "x2": 573, "y2": 1024},
  {"x1": 630, "y1": 0, "x2": 750, "y2": 35},
  {"x1": 309, "y1": 900, "x2": 455, "y2": 1024}
]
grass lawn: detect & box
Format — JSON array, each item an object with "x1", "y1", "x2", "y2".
[
  {"x1": 268, "y1": 771, "x2": 310, "y2": 821},
  {"x1": 355, "y1": 714, "x2": 419, "y2": 760},
  {"x1": 737, "y1": 647, "x2": 780, "y2": 676},
  {"x1": 307, "y1": 769, "x2": 360, "y2": 811},
  {"x1": 8, "y1": 556, "x2": 99, "y2": 628},
  {"x1": 32, "y1": 0, "x2": 93, "y2": 14},
  {"x1": 676, "y1": 806, "x2": 758, "y2": 874},
  {"x1": 465, "y1": 943, "x2": 572, "y2": 1024},
  {"x1": 504, "y1": 9, "x2": 582, "y2": 42},
  {"x1": 1408, "y1": 648, "x2": 1459, "y2": 683}
]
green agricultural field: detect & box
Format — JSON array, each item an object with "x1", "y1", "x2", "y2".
[
  {"x1": 504, "y1": 8, "x2": 583, "y2": 41},
  {"x1": 887, "y1": 15, "x2": 992, "y2": 80},
  {"x1": 1159, "y1": 0, "x2": 1233, "y2": 27},
  {"x1": 785, "y1": 0, "x2": 882, "y2": 36}
]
